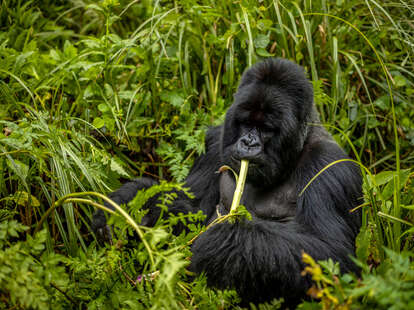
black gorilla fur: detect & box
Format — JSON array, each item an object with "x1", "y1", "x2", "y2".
[{"x1": 93, "y1": 58, "x2": 362, "y2": 306}]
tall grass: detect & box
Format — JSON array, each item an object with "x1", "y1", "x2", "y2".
[{"x1": 0, "y1": 0, "x2": 413, "y2": 308}]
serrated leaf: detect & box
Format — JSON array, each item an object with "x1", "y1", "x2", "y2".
[
  {"x1": 148, "y1": 227, "x2": 169, "y2": 247},
  {"x1": 356, "y1": 226, "x2": 371, "y2": 262},
  {"x1": 110, "y1": 158, "x2": 130, "y2": 177},
  {"x1": 254, "y1": 34, "x2": 270, "y2": 49},
  {"x1": 160, "y1": 91, "x2": 185, "y2": 107},
  {"x1": 13, "y1": 191, "x2": 40, "y2": 207}
]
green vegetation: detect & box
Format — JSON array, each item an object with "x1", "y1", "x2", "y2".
[{"x1": 0, "y1": 0, "x2": 413, "y2": 309}]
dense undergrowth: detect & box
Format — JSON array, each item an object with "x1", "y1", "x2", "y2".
[{"x1": 0, "y1": 0, "x2": 413, "y2": 309}]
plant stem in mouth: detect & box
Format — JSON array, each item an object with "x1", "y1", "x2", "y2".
[{"x1": 230, "y1": 159, "x2": 249, "y2": 213}]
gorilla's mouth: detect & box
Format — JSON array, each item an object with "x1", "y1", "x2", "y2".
[
  {"x1": 256, "y1": 214, "x2": 295, "y2": 223},
  {"x1": 230, "y1": 155, "x2": 264, "y2": 169},
  {"x1": 230, "y1": 156, "x2": 271, "y2": 186}
]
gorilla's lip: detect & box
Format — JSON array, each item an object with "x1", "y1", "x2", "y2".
[
  {"x1": 230, "y1": 156, "x2": 263, "y2": 168},
  {"x1": 254, "y1": 213, "x2": 295, "y2": 223}
]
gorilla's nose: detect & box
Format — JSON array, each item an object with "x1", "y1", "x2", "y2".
[{"x1": 235, "y1": 132, "x2": 263, "y2": 160}]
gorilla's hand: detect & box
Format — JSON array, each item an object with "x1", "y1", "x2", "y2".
[
  {"x1": 218, "y1": 171, "x2": 236, "y2": 213},
  {"x1": 91, "y1": 209, "x2": 113, "y2": 244},
  {"x1": 91, "y1": 178, "x2": 158, "y2": 244}
]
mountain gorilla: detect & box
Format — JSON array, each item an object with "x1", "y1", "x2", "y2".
[{"x1": 92, "y1": 58, "x2": 362, "y2": 306}]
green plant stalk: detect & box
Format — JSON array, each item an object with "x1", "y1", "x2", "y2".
[
  {"x1": 35, "y1": 192, "x2": 155, "y2": 266},
  {"x1": 272, "y1": 0, "x2": 290, "y2": 58},
  {"x1": 378, "y1": 211, "x2": 413, "y2": 227},
  {"x1": 241, "y1": 6, "x2": 254, "y2": 67},
  {"x1": 230, "y1": 160, "x2": 249, "y2": 213}
]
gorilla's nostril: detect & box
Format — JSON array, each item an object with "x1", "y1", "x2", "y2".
[
  {"x1": 242, "y1": 138, "x2": 249, "y2": 147},
  {"x1": 241, "y1": 134, "x2": 260, "y2": 149},
  {"x1": 249, "y1": 140, "x2": 261, "y2": 148}
]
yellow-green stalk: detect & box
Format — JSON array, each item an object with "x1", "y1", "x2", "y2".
[{"x1": 230, "y1": 159, "x2": 249, "y2": 213}]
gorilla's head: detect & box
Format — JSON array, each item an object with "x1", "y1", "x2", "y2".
[{"x1": 220, "y1": 58, "x2": 314, "y2": 187}]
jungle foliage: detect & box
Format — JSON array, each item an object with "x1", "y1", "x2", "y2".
[{"x1": 0, "y1": 0, "x2": 413, "y2": 309}]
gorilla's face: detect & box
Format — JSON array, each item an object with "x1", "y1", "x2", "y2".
[{"x1": 220, "y1": 59, "x2": 314, "y2": 187}]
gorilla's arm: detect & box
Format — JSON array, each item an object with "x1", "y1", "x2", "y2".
[
  {"x1": 92, "y1": 126, "x2": 223, "y2": 239},
  {"x1": 92, "y1": 178, "x2": 159, "y2": 241},
  {"x1": 295, "y1": 139, "x2": 362, "y2": 243},
  {"x1": 190, "y1": 138, "x2": 362, "y2": 305}
]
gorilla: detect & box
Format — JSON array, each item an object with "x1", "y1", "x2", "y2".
[{"x1": 92, "y1": 58, "x2": 362, "y2": 307}]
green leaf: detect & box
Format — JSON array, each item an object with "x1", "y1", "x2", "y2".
[
  {"x1": 256, "y1": 48, "x2": 274, "y2": 57},
  {"x1": 356, "y1": 226, "x2": 372, "y2": 262},
  {"x1": 110, "y1": 158, "x2": 130, "y2": 177},
  {"x1": 374, "y1": 170, "x2": 395, "y2": 186},
  {"x1": 257, "y1": 19, "x2": 273, "y2": 30},
  {"x1": 148, "y1": 227, "x2": 169, "y2": 247},
  {"x1": 6, "y1": 159, "x2": 29, "y2": 182},
  {"x1": 92, "y1": 117, "x2": 105, "y2": 129},
  {"x1": 394, "y1": 75, "x2": 406, "y2": 88},
  {"x1": 13, "y1": 191, "x2": 40, "y2": 207},
  {"x1": 98, "y1": 103, "x2": 110, "y2": 113},
  {"x1": 86, "y1": 4, "x2": 104, "y2": 12},
  {"x1": 63, "y1": 40, "x2": 77, "y2": 58},
  {"x1": 254, "y1": 34, "x2": 270, "y2": 49},
  {"x1": 377, "y1": 169, "x2": 411, "y2": 200},
  {"x1": 374, "y1": 95, "x2": 390, "y2": 110},
  {"x1": 160, "y1": 91, "x2": 185, "y2": 108}
]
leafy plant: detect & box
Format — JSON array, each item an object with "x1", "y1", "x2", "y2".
[
  {"x1": 0, "y1": 221, "x2": 69, "y2": 310},
  {"x1": 299, "y1": 249, "x2": 414, "y2": 310},
  {"x1": 0, "y1": 0, "x2": 413, "y2": 308}
]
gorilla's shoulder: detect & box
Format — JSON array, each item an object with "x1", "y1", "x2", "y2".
[
  {"x1": 300, "y1": 137, "x2": 350, "y2": 168},
  {"x1": 297, "y1": 125, "x2": 361, "y2": 186}
]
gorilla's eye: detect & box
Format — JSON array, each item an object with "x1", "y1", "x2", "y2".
[
  {"x1": 261, "y1": 128, "x2": 274, "y2": 142},
  {"x1": 262, "y1": 131, "x2": 272, "y2": 141},
  {"x1": 250, "y1": 110, "x2": 265, "y2": 123},
  {"x1": 233, "y1": 119, "x2": 243, "y2": 131}
]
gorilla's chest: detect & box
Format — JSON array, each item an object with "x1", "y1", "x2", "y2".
[{"x1": 218, "y1": 171, "x2": 296, "y2": 221}]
